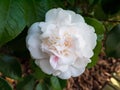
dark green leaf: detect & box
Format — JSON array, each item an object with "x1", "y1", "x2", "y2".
[
  {"x1": 105, "y1": 24, "x2": 120, "y2": 58},
  {"x1": 101, "y1": 0, "x2": 120, "y2": 14},
  {"x1": 50, "y1": 76, "x2": 61, "y2": 90},
  {"x1": 35, "y1": 82, "x2": 50, "y2": 90},
  {"x1": 67, "y1": 0, "x2": 75, "y2": 6},
  {"x1": 0, "y1": 55, "x2": 22, "y2": 80},
  {"x1": 85, "y1": 17, "x2": 105, "y2": 36},
  {"x1": 87, "y1": 41, "x2": 102, "y2": 68},
  {"x1": 7, "y1": 27, "x2": 30, "y2": 58},
  {"x1": 94, "y1": 4, "x2": 107, "y2": 19},
  {"x1": 23, "y1": 0, "x2": 64, "y2": 26},
  {"x1": 36, "y1": 83, "x2": 42, "y2": 90},
  {"x1": 16, "y1": 75, "x2": 35, "y2": 90},
  {"x1": 85, "y1": 17, "x2": 105, "y2": 68},
  {"x1": 0, "y1": 77, "x2": 12, "y2": 90},
  {"x1": 0, "y1": 0, "x2": 26, "y2": 46},
  {"x1": 58, "y1": 79, "x2": 67, "y2": 89}
]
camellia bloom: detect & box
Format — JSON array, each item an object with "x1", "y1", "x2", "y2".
[{"x1": 26, "y1": 8, "x2": 97, "y2": 79}]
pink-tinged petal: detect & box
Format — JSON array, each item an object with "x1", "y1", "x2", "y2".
[
  {"x1": 35, "y1": 59, "x2": 54, "y2": 74},
  {"x1": 50, "y1": 55, "x2": 59, "y2": 69},
  {"x1": 58, "y1": 53, "x2": 76, "y2": 65}
]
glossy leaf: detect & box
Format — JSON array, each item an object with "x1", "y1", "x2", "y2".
[
  {"x1": 7, "y1": 28, "x2": 30, "y2": 58},
  {"x1": 50, "y1": 76, "x2": 61, "y2": 90},
  {"x1": 36, "y1": 83, "x2": 42, "y2": 90},
  {"x1": 16, "y1": 75, "x2": 35, "y2": 90},
  {"x1": 35, "y1": 82, "x2": 50, "y2": 90},
  {"x1": 0, "y1": 55, "x2": 22, "y2": 80},
  {"x1": 105, "y1": 24, "x2": 120, "y2": 58},
  {"x1": 0, "y1": 0, "x2": 26, "y2": 46},
  {"x1": 88, "y1": 41, "x2": 102, "y2": 68},
  {"x1": 85, "y1": 17, "x2": 105, "y2": 68},
  {"x1": 85, "y1": 17, "x2": 105, "y2": 36},
  {"x1": 23, "y1": 0, "x2": 64, "y2": 26},
  {"x1": 0, "y1": 0, "x2": 64, "y2": 46},
  {"x1": 59, "y1": 79, "x2": 67, "y2": 89},
  {"x1": 0, "y1": 77, "x2": 12, "y2": 90}
]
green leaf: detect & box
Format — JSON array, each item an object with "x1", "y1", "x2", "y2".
[
  {"x1": 16, "y1": 75, "x2": 35, "y2": 90},
  {"x1": 85, "y1": 17, "x2": 105, "y2": 36},
  {"x1": 23, "y1": 0, "x2": 64, "y2": 26},
  {"x1": 0, "y1": 0, "x2": 26, "y2": 46},
  {"x1": 35, "y1": 82, "x2": 50, "y2": 90},
  {"x1": 0, "y1": 77, "x2": 12, "y2": 90},
  {"x1": 105, "y1": 24, "x2": 120, "y2": 58},
  {"x1": 58, "y1": 79, "x2": 67, "y2": 89},
  {"x1": 101, "y1": 0, "x2": 120, "y2": 14},
  {"x1": 87, "y1": 41, "x2": 102, "y2": 68},
  {"x1": 85, "y1": 17, "x2": 105, "y2": 68},
  {"x1": 0, "y1": 54, "x2": 22, "y2": 80},
  {"x1": 36, "y1": 83, "x2": 42, "y2": 90},
  {"x1": 7, "y1": 28, "x2": 30, "y2": 58},
  {"x1": 67, "y1": 0, "x2": 75, "y2": 6},
  {"x1": 50, "y1": 76, "x2": 61, "y2": 90},
  {"x1": 94, "y1": 4, "x2": 107, "y2": 19}
]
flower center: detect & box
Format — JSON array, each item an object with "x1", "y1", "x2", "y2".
[{"x1": 42, "y1": 32, "x2": 73, "y2": 56}]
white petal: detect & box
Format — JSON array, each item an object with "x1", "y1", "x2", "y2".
[
  {"x1": 81, "y1": 46, "x2": 94, "y2": 58},
  {"x1": 53, "y1": 64, "x2": 69, "y2": 76},
  {"x1": 73, "y1": 57, "x2": 91, "y2": 69},
  {"x1": 77, "y1": 23, "x2": 97, "y2": 49},
  {"x1": 50, "y1": 55, "x2": 69, "y2": 72},
  {"x1": 71, "y1": 58, "x2": 90, "y2": 77},
  {"x1": 86, "y1": 25, "x2": 97, "y2": 49},
  {"x1": 58, "y1": 70, "x2": 71, "y2": 79},
  {"x1": 46, "y1": 8, "x2": 71, "y2": 25},
  {"x1": 66, "y1": 10, "x2": 85, "y2": 23},
  {"x1": 58, "y1": 54, "x2": 76, "y2": 65},
  {"x1": 35, "y1": 59, "x2": 54, "y2": 74},
  {"x1": 70, "y1": 66, "x2": 85, "y2": 77},
  {"x1": 45, "y1": 8, "x2": 62, "y2": 22},
  {"x1": 70, "y1": 23, "x2": 97, "y2": 58},
  {"x1": 27, "y1": 35, "x2": 48, "y2": 59},
  {"x1": 56, "y1": 64, "x2": 68, "y2": 72},
  {"x1": 39, "y1": 22, "x2": 56, "y2": 36},
  {"x1": 27, "y1": 22, "x2": 42, "y2": 34},
  {"x1": 26, "y1": 23, "x2": 47, "y2": 59}
]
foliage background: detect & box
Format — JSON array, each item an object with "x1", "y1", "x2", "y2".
[{"x1": 0, "y1": 0, "x2": 120, "y2": 90}]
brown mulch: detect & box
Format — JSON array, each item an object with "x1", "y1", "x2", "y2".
[
  {"x1": 65, "y1": 54, "x2": 120, "y2": 90},
  {"x1": 0, "y1": 46, "x2": 120, "y2": 90}
]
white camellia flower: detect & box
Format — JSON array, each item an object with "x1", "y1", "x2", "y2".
[{"x1": 26, "y1": 8, "x2": 97, "y2": 79}]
